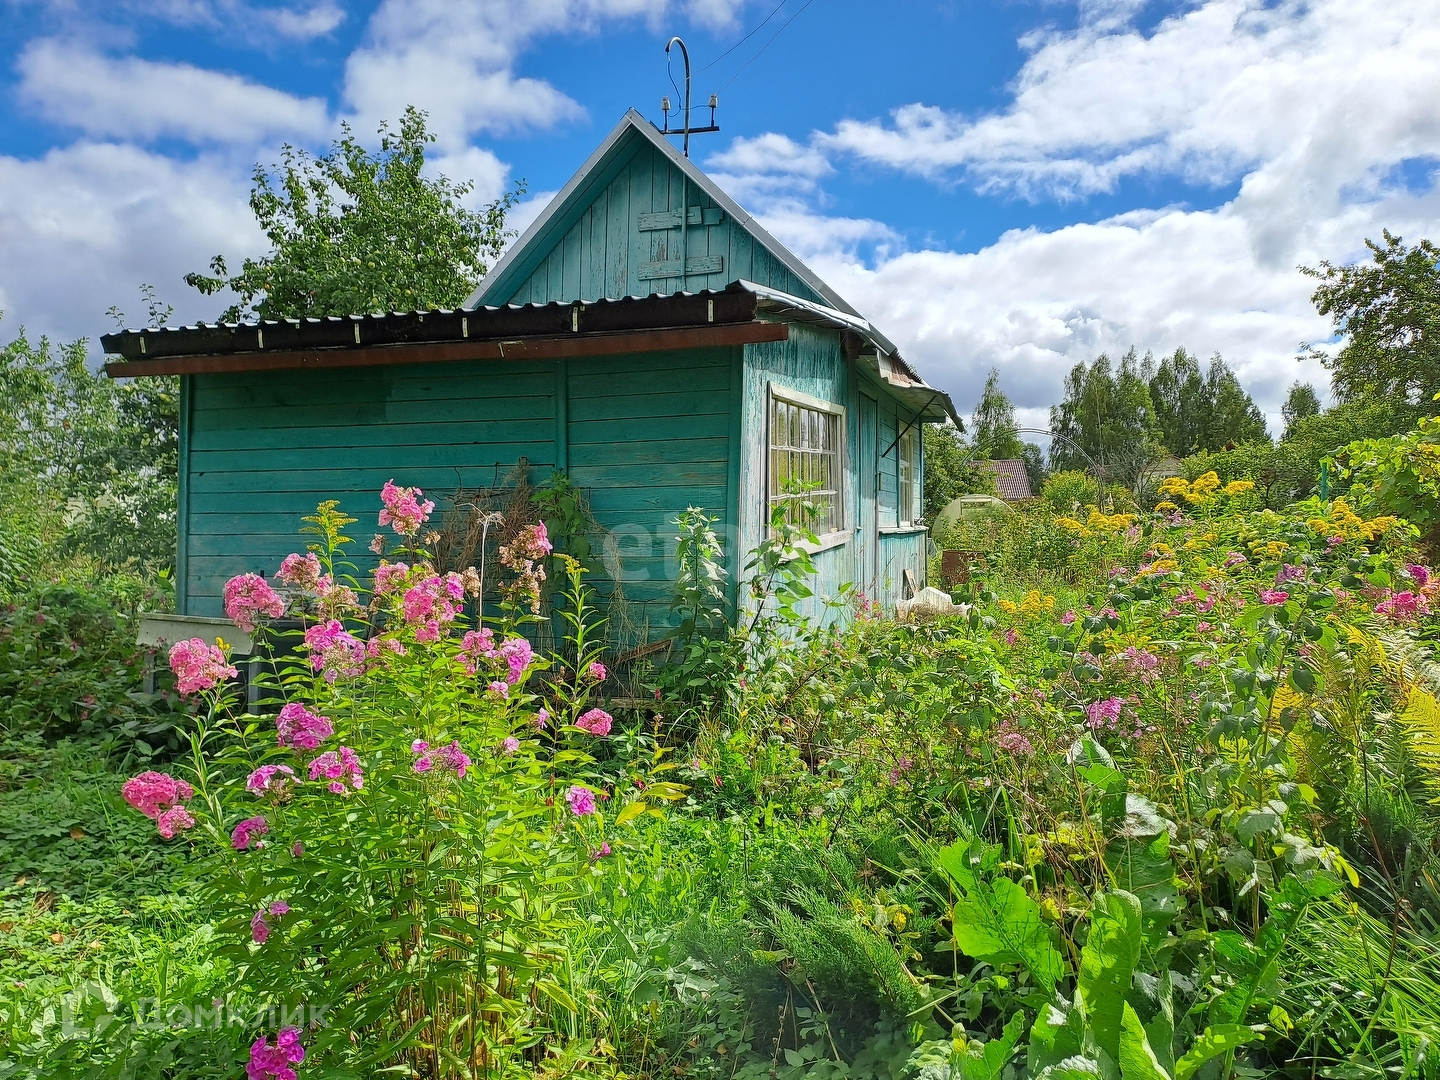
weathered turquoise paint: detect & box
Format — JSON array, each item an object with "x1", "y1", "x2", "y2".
[{"x1": 504, "y1": 139, "x2": 820, "y2": 306}]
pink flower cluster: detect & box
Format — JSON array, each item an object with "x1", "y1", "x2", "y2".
[
  {"x1": 402, "y1": 573, "x2": 465, "y2": 642},
  {"x1": 1117, "y1": 646, "x2": 1161, "y2": 683},
  {"x1": 1259, "y1": 589, "x2": 1289, "y2": 606},
  {"x1": 303, "y1": 620, "x2": 365, "y2": 682},
  {"x1": 994, "y1": 721, "x2": 1033, "y2": 757},
  {"x1": 378, "y1": 479, "x2": 434, "y2": 537},
  {"x1": 246, "y1": 764, "x2": 296, "y2": 797},
  {"x1": 276, "y1": 703, "x2": 333, "y2": 750},
  {"x1": 224, "y1": 574, "x2": 286, "y2": 633},
  {"x1": 1407, "y1": 564, "x2": 1432, "y2": 588},
  {"x1": 247, "y1": 1027, "x2": 305, "y2": 1080},
  {"x1": 411, "y1": 739, "x2": 471, "y2": 778},
  {"x1": 309, "y1": 747, "x2": 363, "y2": 793},
  {"x1": 122, "y1": 771, "x2": 197, "y2": 839},
  {"x1": 1376, "y1": 590, "x2": 1432, "y2": 621},
  {"x1": 231, "y1": 815, "x2": 269, "y2": 850},
  {"x1": 374, "y1": 561, "x2": 410, "y2": 596},
  {"x1": 250, "y1": 901, "x2": 290, "y2": 944},
  {"x1": 886, "y1": 754, "x2": 915, "y2": 784},
  {"x1": 1085, "y1": 697, "x2": 1125, "y2": 733},
  {"x1": 168, "y1": 638, "x2": 237, "y2": 697},
  {"x1": 500, "y1": 736, "x2": 520, "y2": 755},
  {"x1": 1275, "y1": 563, "x2": 1309, "y2": 585},
  {"x1": 277, "y1": 552, "x2": 321, "y2": 591},
  {"x1": 587, "y1": 662, "x2": 607, "y2": 681},
  {"x1": 576, "y1": 708, "x2": 613, "y2": 736},
  {"x1": 499, "y1": 523, "x2": 552, "y2": 615},
  {"x1": 567, "y1": 785, "x2": 597, "y2": 816},
  {"x1": 458, "y1": 629, "x2": 534, "y2": 685},
  {"x1": 1223, "y1": 552, "x2": 1248, "y2": 568}
]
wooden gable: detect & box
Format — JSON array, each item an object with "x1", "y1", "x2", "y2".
[{"x1": 470, "y1": 111, "x2": 851, "y2": 312}]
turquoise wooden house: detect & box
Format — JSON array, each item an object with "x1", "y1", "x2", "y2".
[{"x1": 102, "y1": 110, "x2": 958, "y2": 642}]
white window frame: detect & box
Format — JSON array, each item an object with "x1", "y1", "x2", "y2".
[
  {"x1": 765, "y1": 383, "x2": 848, "y2": 552},
  {"x1": 898, "y1": 425, "x2": 920, "y2": 527}
]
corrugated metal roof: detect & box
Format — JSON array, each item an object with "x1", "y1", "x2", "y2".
[{"x1": 980, "y1": 459, "x2": 1034, "y2": 500}]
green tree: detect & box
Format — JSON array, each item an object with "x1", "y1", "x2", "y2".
[
  {"x1": 922, "y1": 422, "x2": 994, "y2": 520},
  {"x1": 1146, "y1": 348, "x2": 1267, "y2": 455},
  {"x1": 1280, "y1": 381, "x2": 1322, "y2": 439},
  {"x1": 1302, "y1": 230, "x2": 1440, "y2": 406},
  {"x1": 970, "y1": 368, "x2": 1025, "y2": 460},
  {"x1": 1049, "y1": 349, "x2": 1160, "y2": 485},
  {"x1": 186, "y1": 107, "x2": 520, "y2": 321}
]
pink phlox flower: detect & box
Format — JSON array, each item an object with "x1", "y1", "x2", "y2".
[
  {"x1": 250, "y1": 901, "x2": 290, "y2": 944},
  {"x1": 587, "y1": 661, "x2": 607, "y2": 681},
  {"x1": 223, "y1": 573, "x2": 286, "y2": 633},
  {"x1": 1275, "y1": 563, "x2": 1308, "y2": 585},
  {"x1": 122, "y1": 771, "x2": 194, "y2": 820},
  {"x1": 402, "y1": 575, "x2": 462, "y2": 638},
  {"x1": 488, "y1": 680, "x2": 510, "y2": 698},
  {"x1": 1326, "y1": 535, "x2": 1345, "y2": 548},
  {"x1": 1003, "y1": 629, "x2": 1018, "y2": 647},
  {"x1": 156, "y1": 805, "x2": 195, "y2": 839},
  {"x1": 378, "y1": 479, "x2": 434, "y2": 537},
  {"x1": 1195, "y1": 594, "x2": 1217, "y2": 614},
  {"x1": 501, "y1": 736, "x2": 520, "y2": 755},
  {"x1": 1119, "y1": 646, "x2": 1161, "y2": 683},
  {"x1": 1196, "y1": 621, "x2": 1212, "y2": 633},
  {"x1": 435, "y1": 740, "x2": 471, "y2": 777},
  {"x1": 534, "y1": 708, "x2": 550, "y2": 730},
  {"x1": 497, "y1": 524, "x2": 551, "y2": 615},
  {"x1": 302, "y1": 620, "x2": 365, "y2": 682},
  {"x1": 247, "y1": 1027, "x2": 305, "y2": 1080},
  {"x1": 498, "y1": 637, "x2": 533, "y2": 684},
  {"x1": 1222, "y1": 552, "x2": 1248, "y2": 568},
  {"x1": 567, "y1": 785, "x2": 597, "y2": 816},
  {"x1": 275, "y1": 703, "x2": 333, "y2": 751},
  {"x1": 1259, "y1": 589, "x2": 1289, "y2": 606},
  {"x1": 1406, "y1": 564, "x2": 1432, "y2": 589},
  {"x1": 1060, "y1": 610, "x2": 1077, "y2": 626},
  {"x1": 314, "y1": 576, "x2": 358, "y2": 611},
  {"x1": 308, "y1": 747, "x2": 363, "y2": 793},
  {"x1": 369, "y1": 534, "x2": 386, "y2": 555},
  {"x1": 246, "y1": 764, "x2": 296, "y2": 797},
  {"x1": 1174, "y1": 588, "x2": 1198, "y2": 605},
  {"x1": 458, "y1": 628, "x2": 496, "y2": 675},
  {"x1": 576, "y1": 708, "x2": 613, "y2": 737},
  {"x1": 276, "y1": 553, "x2": 321, "y2": 591},
  {"x1": 231, "y1": 815, "x2": 269, "y2": 851},
  {"x1": 1377, "y1": 590, "x2": 1430, "y2": 621},
  {"x1": 1085, "y1": 697, "x2": 1125, "y2": 732},
  {"x1": 1099, "y1": 607, "x2": 1120, "y2": 619},
  {"x1": 373, "y1": 562, "x2": 411, "y2": 596},
  {"x1": 589, "y1": 842, "x2": 613, "y2": 861},
  {"x1": 886, "y1": 755, "x2": 915, "y2": 784},
  {"x1": 168, "y1": 638, "x2": 237, "y2": 696}
]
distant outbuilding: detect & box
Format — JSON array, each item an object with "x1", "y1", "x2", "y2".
[{"x1": 979, "y1": 458, "x2": 1034, "y2": 500}]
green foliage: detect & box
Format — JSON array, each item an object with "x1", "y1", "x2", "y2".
[
  {"x1": 185, "y1": 107, "x2": 520, "y2": 321},
  {"x1": 923, "y1": 424, "x2": 996, "y2": 522},
  {"x1": 1303, "y1": 230, "x2": 1440, "y2": 406},
  {"x1": 1334, "y1": 410, "x2": 1440, "y2": 549},
  {"x1": 1281, "y1": 382, "x2": 1322, "y2": 439},
  {"x1": 1146, "y1": 348, "x2": 1269, "y2": 457},
  {"x1": 970, "y1": 370, "x2": 1025, "y2": 461},
  {"x1": 1049, "y1": 349, "x2": 1161, "y2": 485},
  {"x1": 0, "y1": 318, "x2": 177, "y2": 574},
  {"x1": 1041, "y1": 470, "x2": 1101, "y2": 512}
]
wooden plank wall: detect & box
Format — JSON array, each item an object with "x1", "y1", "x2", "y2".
[
  {"x1": 739, "y1": 323, "x2": 857, "y2": 622},
  {"x1": 565, "y1": 345, "x2": 737, "y2": 641},
  {"x1": 508, "y1": 142, "x2": 822, "y2": 305},
  {"x1": 182, "y1": 360, "x2": 558, "y2": 616}
]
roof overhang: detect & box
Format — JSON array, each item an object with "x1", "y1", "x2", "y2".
[{"x1": 100, "y1": 289, "x2": 783, "y2": 377}]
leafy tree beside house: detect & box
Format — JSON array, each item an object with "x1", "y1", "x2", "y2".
[{"x1": 186, "y1": 107, "x2": 521, "y2": 320}]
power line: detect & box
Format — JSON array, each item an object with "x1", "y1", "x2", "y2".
[
  {"x1": 718, "y1": 0, "x2": 820, "y2": 95},
  {"x1": 698, "y1": 0, "x2": 791, "y2": 73}
]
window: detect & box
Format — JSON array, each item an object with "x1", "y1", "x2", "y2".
[
  {"x1": 899, "y1": 426, "x2": 920, "y2": 526},
  {"x1": 768, "y1": 388, "x2": 844, "y2": 536}
]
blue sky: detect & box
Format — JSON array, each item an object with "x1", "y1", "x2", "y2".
[{"x1": 1, "y1": 0, "x2": 1437, "y2": 433}]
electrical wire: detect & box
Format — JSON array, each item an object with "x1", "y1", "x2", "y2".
[
  {"x1": 698, "y1": 0, "x2": 791, "y2": 72},
  {"x1": 716, "y1": 0, "x2": 820, "y2": 95}
]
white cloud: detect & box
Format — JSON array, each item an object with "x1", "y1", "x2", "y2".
[
  {"x1": 0, "y1": 142, "x2": 264, "y2": 341},
  {"x1": 17, "y1": 39, "x2": 332, "y2": 144},
  {"x1": 342, "y1": 0, "x2": 751, "y2": 148},
  {"x1": 709, "y1": 0, "x2": 1440, "y2": 430},
  {"x1": 110, "y1": 0, "x2": 346, "y2": 41}
]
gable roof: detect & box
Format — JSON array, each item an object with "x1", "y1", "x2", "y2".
[
  {"x1": 466, "y1": 109, "x2": 860, "y2": 316},
  {"x1": 980, "y1": 459, "x2": 1034, "y2": 500}
]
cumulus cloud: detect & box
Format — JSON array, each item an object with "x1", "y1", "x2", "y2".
[
  {"x1": 343, "y1": 0, "x2": 751, "y2": 148},
  {"x1": 710, "y1": 0, "x2": 1440, "y2": 429},
  {"x1": 0, "y1": 142, "x2": 264, "y2": 341},
  {"x1": 17, "y1": 39, "x2": 332, "y2": 144},
  {"x1": 114, "y1": 0, "x2": 346, "y2": 41}
]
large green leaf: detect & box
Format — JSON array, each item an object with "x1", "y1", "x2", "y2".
[
  {"x1": 1028, "y1": 998, "x2": 1084, "y2": 1074},
  {"x1": 940, "y1": 841, "x2": 1066, "y2": 994},
  {"x1": 959, "y1": 1011, "x2": 1027, "y2": 1080},
  {"x1": 1077, "y1": 891, "x2": 1144, "y2": 1062},
  {"x1": 1117, "y1": 1003, "x2": 1170, "y2": 1080},
  {"x1": 1104, "y1": 832, "x2": 1180, "y2": 946},
  {"x1": 1172, "y1": 1025, "x2": 1262, "y2": 1080},
  {"x1": 1035, "y1": 1055, "x2": 1106, "y2": 1080}
]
